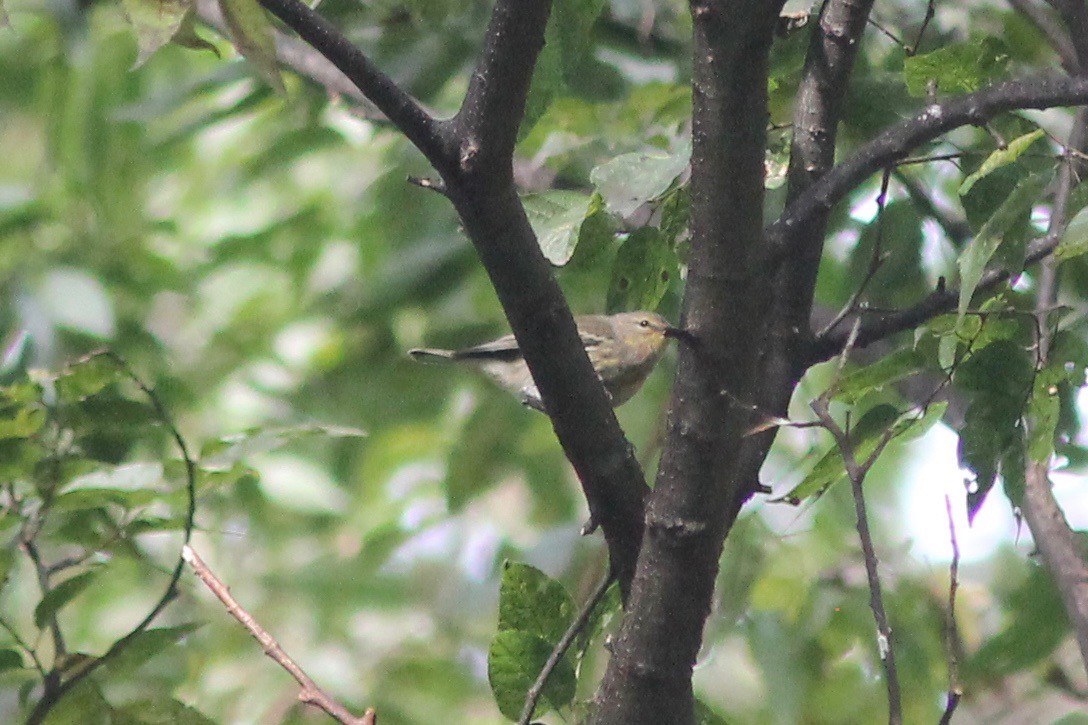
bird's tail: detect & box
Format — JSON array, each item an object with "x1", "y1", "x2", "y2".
[{"x1": 408, "y1": 348, "x2": 457, "y2": 362}]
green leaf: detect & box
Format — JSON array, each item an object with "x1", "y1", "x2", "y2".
[
  {"x1": 170, "y1": 11, "x2": 221, "y2": 57},
  {"x1": 103, "y1": 624, "x2": 201, "y2": 675},
  {"x1": 56, "y1": 356, "x2": 122, "y2": 402},
  {"x1": 959, "y1": 129, "x2": 1046, "y2": 196},
  {"x1": 121, "y1": 0, "x2": 191, "y2": 66},
  {"x1": 606, "y1": 227, "x2": 679, "y2": 313},
  {"x1": 62, "y1": 461, "x2": 165, "y2": 493},
  {"x1": 217, "y1": 0, "x2": 285, "y2": 94},
  {"x1": 0, "y1": 404, "x2": 45, "y2": 440},
  {"x1": 782, "y1": 404, "x2": 900, "y2": 501},
  {"x1": 1027, "y1": 365, "x2": 1064, "y2": 462},
  {"x1": 1001, "y1": 437, "x2": 1026, "y2": 509},
  {"x1": 904, "y1": 37, "x2": 1010, "y2": 96},
  {"x1": 956, "y1": 339, "x2": 1035, "y2": 398},
  {"x1": 1055, "y1": 204, "x2": 1088, "y2": 261},
  {"x1": 522, "y1": 191, "x2": 594, "y2": 266},
  {"x1": 957, "y1": 172, "x2": 1050, "y2": 323},
  {"x1": 497, "y1": 561, "x2": 575, "y2": 645},
  {"x1": 488, "y1": 630, "x2": 575, "y2": 720},
  {"x1": 591, "y1": 142, "x2": 690, "y2": 219},
  {"x1": 0, "y1": 648, "x2": 23, "y2": 672},
  {"x1": 200, "y1": 423, "x2": 366, "y2": 470},
  {"x1": 34, "y1": 569, "x2": 100, "y2": 629},
  {"x1": 848, "y1": 201, "x2": 926, "y2": 305},
  {"x1": 113, "y1": 699, "x2": 216, "y2": 725},
  {"x1": 959, "y1": 401, "x2": 1021, "y2": 520},
  {"x1": 833, "y1": 349, "x2": 926, "y2": 405}
]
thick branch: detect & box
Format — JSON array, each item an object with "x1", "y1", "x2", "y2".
[
  {"x1": 589, "y1": 1, "x2": 785, "y2": 721},
  {"x1": 258, "y1": 0, "x2": 650, "y2": 590},
  {"x1": 450, "y1": 0, "x2": 552, "y2": 179},
  {"x1": 809, "y1": 230, "x2": 1062, "y2": 362},
  {"x1": 257, "y1": 0, "x2": 444, "y2": 161},
  {"x1": 1022, "y1": 108, "x2": 1088, "y2": 674},
  {"x1": 741, "y1": 0, "x2": 877, "y2": 515},
  {"x1": 768, "y1": 74, "x2": 1088, "y2": 255}
]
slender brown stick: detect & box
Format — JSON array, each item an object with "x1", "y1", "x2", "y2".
[
  {"x1": 810, "y1": 327, "x2": 902, "y2": 724},
  {"x1": 939, "y1": 494, "x2": 962, "y2": 725},
  {"x1": 182, "y1": 545, "x2": 375, "y2": 725},
  {"x1": 518, "y1": 573, "x2": 614, "y2": 725}
]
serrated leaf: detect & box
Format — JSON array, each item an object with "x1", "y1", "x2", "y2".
[
  {"x1": 960, "y1": 129, "x2": 1046, "y2": 196},
  {"x1": 904, "y1": 37, "x2": 1010, "y2": 96},
  {"x1": 606, "y1": 227, "x2": 678, "y2": 313},
  {"x1": 488, "y1": 630, "x2": 575, "y2": 720},
  {"x1": 121, "y1": 0, "x2": 190, "y2": 66},
  {"x1": 34, "y1": 570, "x2": 99, "y2": 629},
  {"x1": 523, "y1": 191, "x2": 594, "y2": 265},
  {"x1": 957, "y1": 172, "x2": 1050, "y2": 324},
  {"x1": 217, "y1": 0, "x2": 284, "y2": 94},
  {"x1": 833, "y1": 348, "x2": 925, "y2": 404},
  {"x1": 591, "y1": 142, "x2": 690, "y2": 219},
  {"x1": 1055, "y1": 205, "x2": 1088, "y2": 261},
  {"x1": 497, "y1": 561, "x2": 575, "y2": 645}
]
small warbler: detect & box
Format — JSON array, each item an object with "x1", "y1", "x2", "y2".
[{"x1": 409, "y1": 311, "x2": 686, "y2": 412}]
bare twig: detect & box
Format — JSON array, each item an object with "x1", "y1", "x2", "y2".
[
  {"x1": 906, "y1": 0, "x2": 936, "y2": 55},
  {"x1": 810, "y1": 330, "x2": 902, "y2": 725},
  {"x1": 817, "y1": 168, "x2": 892, "y2": 338},
  {"x1": 939, "y1": 494, "x2": 962, "y2": 725},
  {"x1": 518, "y1": 573, "x2": 614, "y2": 725},
  {"x1": 406, "y1": 175, "x2": 449, "y2": 197},
  {"x1": 183, "y1": 545, "x2": 375, "y2": 725}
]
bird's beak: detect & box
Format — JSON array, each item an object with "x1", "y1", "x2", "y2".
[{"x1": 664, "y1": 325, "x2": 699, "y2": 347}]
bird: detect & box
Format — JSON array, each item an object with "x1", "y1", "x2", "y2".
[{"x1": 408, "y1": 311, "x2": 687, "y2": 412}]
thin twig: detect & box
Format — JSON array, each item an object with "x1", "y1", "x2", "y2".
[
  {"x1": 183, "y1": 545, "x2": 375, "y2": 725},
  {"x1": 810, "y1": 330, "x2": 902, "y2": 725},
  {"x1": 518, "y1": 573, "x2": 614, "y2": 725},
  {"x1": 406, "y1": 175, "x2": 449, "y2": 197},
  {"x1": 818, "y1": 169, "x2": 892, "y2": 338},
  {"x1": 906, "y1": 0, "x2": 936, "y2": 55},
  {"x1": 939, "y1": 494, "x2": 962, "y2": 725}
]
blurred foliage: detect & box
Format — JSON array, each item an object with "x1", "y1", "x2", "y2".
[{"x1": 1, "y1": 0, "x2": 1088, "y2": 722}]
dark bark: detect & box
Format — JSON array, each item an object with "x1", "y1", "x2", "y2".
[
  {"x1": 589, "y1": 2, "x2": 784, "y2": 721},
  {"x1": 257, "y1": 0, "x2": 650, "y2": 592}
]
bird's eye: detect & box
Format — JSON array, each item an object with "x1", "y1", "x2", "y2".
[{"x1": 639, "y1": 319, "x2": 650, "y2": 328}]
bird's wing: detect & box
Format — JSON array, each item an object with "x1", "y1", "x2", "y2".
[{"x1": 452, "y1": 334, "x2": 523, "y2": 361}]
